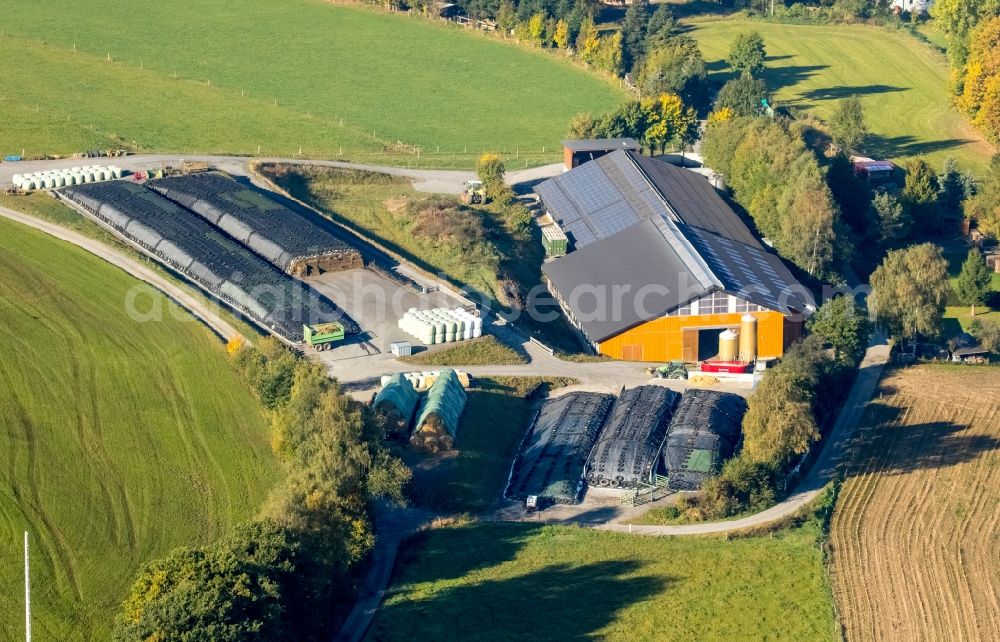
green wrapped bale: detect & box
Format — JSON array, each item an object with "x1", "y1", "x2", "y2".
[
  {"x1": 410, "y1": 369, "x2": 467, "y2": 453},
  {"x1": 374, "y1": 373, "x2": 419, "y2": 437}
]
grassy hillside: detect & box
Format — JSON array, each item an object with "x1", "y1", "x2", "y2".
[
  {"x1": 689, "y1": 20, "x2": 994, "y2": 172},
  {"x1": 0, "y1": 0, "x2": 623, "y2": 166},
  {"x1": 370, "y1": 520, "x2": 837, "y2": 641},
  {"x1": 0, "y1": 218, "x2": 282, "y2": 640}
]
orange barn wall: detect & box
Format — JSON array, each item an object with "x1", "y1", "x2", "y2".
[{"x1": 596, "y1": 310, "x2": 791, "y2": 362}]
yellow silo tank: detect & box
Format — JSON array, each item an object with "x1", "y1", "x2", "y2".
[
  {"x1": 719, "y1": 329, "x2": 739, "y2": 361},
  {"x1": 739, "y1": 314, "x2": 758, "y2": 361}
]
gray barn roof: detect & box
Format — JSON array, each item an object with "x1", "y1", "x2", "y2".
[
  {"x1": 538, "y1": 150, "x2": 810, "y2": 342},
  {"x1": 543, "y1": 219, "x2": 715, "y2": 342},
  {"x1": 537, "y1": 150, "x2": 761, "y2": 249},
  {"x1": 562, "y1": 138, "x2": 641, "y2": 152}
]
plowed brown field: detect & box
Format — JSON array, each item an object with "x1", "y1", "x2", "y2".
[{"x1": 830, "y1": 366, "x2": 1000, "y2": 642}]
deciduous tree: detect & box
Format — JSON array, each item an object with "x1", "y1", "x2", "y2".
[
  {"x1": 742, "y1": 337, "x2": 826, "y2": 466},
  {"x1": 726, "y1": 31, "x2": 767, "y2": 77},
  {"x1": 577, "y1": 17, "x2": 600, "y2": 63},
  {"x1": 932, "y1": 0, "x2": 1000, "y2": 67},
  {"x1": 869, "y1": 243, "x2": 950, "y2": 339},
  {"x1": 715, "y1": 74, "x2": 767, "y2": 117},
  {"x1": 553, "y1": 18, "x2": 570, "y2": 50},
  {"x1": 496, "y1": 0, "x2": 516, "y2": 34},
  {"x1": 641, "y1": 93, "x2": 696, "y2": 154},
  {"x1": 566, "y1": 112, "x2": 597, "y2": 138},
  {"x1": 476, "y1": 152, "x2": 507, "y2": 200},
  {"x1": 807, "y1": 296, "x2": 871, "y2": 363},
  {"x1": 966, "y1": 154, "x2": 1000, "y2": 238},
  {"x1": 830, "y1": 95, "x2": 868, "y2": 151},
  {"x1": 528, "y1": 12, "x2": 546, "y2": 46},
  {"x1": 960, "y1": 17, "x2": 1000, "y2": 142},
  {"x1": 593, "y1": 32, "x2": 624, "y2": 76},
  {"x1": 969, "y1": 318, "x2": 1000, "y2": 352}
]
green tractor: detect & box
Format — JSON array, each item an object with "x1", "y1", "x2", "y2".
[
  {"x1": 646, "y1": 361, "x2": 688, "y2": 380},
  {"x1": 461, "y1": 180, "x2": 486, "y2": 205}
]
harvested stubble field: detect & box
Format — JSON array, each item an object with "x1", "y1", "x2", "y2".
[{"x1": 830, "y1": 365, "x2": 1000, "y2": 642}]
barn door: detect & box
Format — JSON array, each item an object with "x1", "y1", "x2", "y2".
[
  {"x1": 681, "y1": 330, "x2": 698, "y2": 363},
  {"x1": 621, "y1": 345, "x2": 643, "y2": 361}
]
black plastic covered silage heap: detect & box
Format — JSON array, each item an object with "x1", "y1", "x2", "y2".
[
  {"x1": 586, "y1": 386, "x2": 680, "y2": 489},
  {"x1": 507, "y1": 392, "x2": 614, "y2": 504},
  {"x1": 661, "y1": 390, "x2": 747, "y2": 491},
  {"x1": 147, "y1": 172, "x2": 359, "y2": 272},
  {"x1": 60, "y1": 181, "x2": 358, "y2": 341}
]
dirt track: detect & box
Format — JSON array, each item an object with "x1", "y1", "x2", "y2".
[{"x1": 830, "y1": 366, "x2": 1000, "y2": 642}]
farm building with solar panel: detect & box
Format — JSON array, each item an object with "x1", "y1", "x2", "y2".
[{"x1": 536, "y1": 147, "x2": 814, "y2": 363}]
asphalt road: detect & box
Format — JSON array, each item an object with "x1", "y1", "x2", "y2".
[{"x1": 0, "y1": 153, "x2": 565, "y2": 195}]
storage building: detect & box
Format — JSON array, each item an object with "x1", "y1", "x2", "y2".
[
  {"x1": 536, "y1": 149, "x2": 813, "y2": 362},
  {"x1": 562, "y1": 138, "x2": 641, "y2": 171}
]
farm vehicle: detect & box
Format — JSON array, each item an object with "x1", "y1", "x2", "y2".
[
  {"x1": 646, "y1": 361, "x2": 688, "y2": 380},
  {"x1": 303, "y1": 322, "x2": 345, "y2": 351},
  {"x1": 461, "y1": 180, "x2": 486, "y2": 205}
]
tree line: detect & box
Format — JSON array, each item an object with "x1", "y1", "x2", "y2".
[
  {"x1": 113, "y1": 338, "x2": 410, "y2": 642},
  {"x1": 931, "y1": 1, "x2": 1000, "y2": 144}
]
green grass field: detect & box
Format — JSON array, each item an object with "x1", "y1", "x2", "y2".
[
  {"x1": 689, "y1": 19, "x2": 995, "y2": 172},
  {"x1": 0, "y1": 218, "x2": 282, "y2": 640},
  {"x1": 0, "y1": 0, "x2": 623, "y2": 166},
  {"x1": 369, "y1": 521, "x2": 837, "y2": 641},
  {"x1": 941, "y1": 241, "x2": 1000, "y2": 335}
]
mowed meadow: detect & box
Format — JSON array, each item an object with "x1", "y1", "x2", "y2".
[
  {"x1": 690, "y1": 20, "x2": 995, "y2": 172},
  {"x1": 0, "y1": 0, "x2": 624, "y2": 165},
  {"x1": 0, "y1": 218, "x2": 282, "y2": 640},
  {"x1": 370, "y1": 520, "x2": 838, "y2": 641}
]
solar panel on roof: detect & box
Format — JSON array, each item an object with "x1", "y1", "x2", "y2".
[{"x1": 678, "y1": 223, "x2": 808, "y2": 314}]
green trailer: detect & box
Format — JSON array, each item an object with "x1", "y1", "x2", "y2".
[
  {"x1": 540, "y1": 222, "x2": 568, "y2": 257},
  {"x1": 303, "y1": 322, "x2": 345, "y2": 351}
]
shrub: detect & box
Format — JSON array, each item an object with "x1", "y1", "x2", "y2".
[
  {"x1": 700, "y1": 457, "x2": 779, "y2": 518},
  {"x1": 411, "y1": 197, "x2": 487, "y2": 245},
  {"x1": 476, "y1": 152, "x2": 506, "y2": 200},
  {"x1": 505, "y1": 203, "x2": 534, "y2": 237}
]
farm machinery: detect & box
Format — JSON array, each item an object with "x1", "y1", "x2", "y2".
[
  {"x1": 646, "y1": 361, "x2": 688, "y2": 380},
  {"x1": 303, "y1": 322, "x2": 345, "y2": 351},
  {"x1": 461, "y1": 180, "x2": 486, "y2": 205}
]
